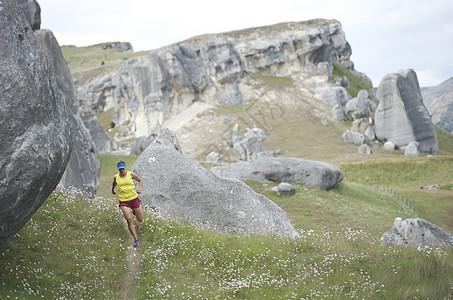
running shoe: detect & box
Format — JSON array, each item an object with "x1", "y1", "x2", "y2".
[{"x1": 134, "y1": 239, "x2": 139, "y2": 247}]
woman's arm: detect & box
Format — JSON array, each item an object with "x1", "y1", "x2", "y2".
[
  {"x1": 112, "y1": 176, "x2": 117, "y2": 194},
  {"x1": 131, "y1": 172, "x2": 143, "y2": 194}
]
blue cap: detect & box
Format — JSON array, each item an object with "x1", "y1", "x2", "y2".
[{"x1": 117, "y1": 162, "x2": 126, "y2": 170}]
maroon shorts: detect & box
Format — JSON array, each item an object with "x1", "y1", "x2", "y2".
[{"x1": 119, "y1": 197, "x2": 141, "y2": 209}]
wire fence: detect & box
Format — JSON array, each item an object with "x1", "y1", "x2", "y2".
[{"x1": 371, "y1": 185, "x2": 421, "y2": 218}]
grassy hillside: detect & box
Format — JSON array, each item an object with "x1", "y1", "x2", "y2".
[
  {"x1": 61, "y1": 44, "x2": 148, "y2": 86},
  {"x1": 2, "y1": 136, "x2": 452, "y2": 298}
]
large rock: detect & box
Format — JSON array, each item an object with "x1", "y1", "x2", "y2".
[
  {"x1": 17, "y1": 0, "x2": 40, "y2": 30},
  {"x1": 381, "y1": 217, "x2": 453, "y2": 248},
  {"x1": 421, "y1": 77, "x2": 453, "y2": 133},
  {"x1": 0, "y1": 0, "x2": 71, "y2": 252},
  {"x1": 131, "y1": 130, "x2": 299, "y2": 238},
  {"x1": 375, "y1": 69, "x2": 438, "y2": 154},
  {"x1": 35, "y1": 29, "x2": 100, "y2": 195},
  {"x1": 211, "y1": 157, "x2": 343, "y2": 190}
]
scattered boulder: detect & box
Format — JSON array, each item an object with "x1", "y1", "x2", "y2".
[
  {"x1": 35, "y1": 29, "x2": 100, "y2": 196},
  {"x1": 0, "y1": 0, "x2": 71, "y2": 252},
  {"x1": 272, "y1": 182, "x2": 296, "y2": 196},
  {"x1": 206, "y1": 151, "x2": 221, "y2": 164},
  {"x1": 345, "y1": 90, "x2": 371, "y2": 120},
  {"x1": 383, "y1": 141, "x2": 395, "y2": 151},
  {"x1": 351, "y1": 118, "x2": 370, "y2": 134},
  {"x1": 404, "y1": 141, "x2": 420, "y2": 157},
  {"x1": 211, "y1": 157, "x2": 343, "y2": 191},
  {"x1": 231, "y1": 128, "x2": 276, "y2": 161},
  {"x1": 364, "y1": 124, "x2": 376, "y2": 140},
  {"x1": 381, "y1": 217, "x2": 453, "y2": 248},
  {"x1": 331, "y1": 104, "x2": 348, "y2": 121},
  {"x1": 131, "y1": 129, "x2": 299, "y2": 238},
  {"x1": 358, "y1": 144, "x2": 372, "y2": 155},
  {"x1": 342, "y1": 131, "x2": 371, "y2": 146},
  {"x1": 246, "y1": 127, "x2": 267, "y2": 142},
  {"x1": 375, "y1": 69, "x2": 438, "y2": 154}
]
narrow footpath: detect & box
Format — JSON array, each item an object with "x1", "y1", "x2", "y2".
[{"x1": 117, "y1": 225, "x2": 142, "y2": 300}]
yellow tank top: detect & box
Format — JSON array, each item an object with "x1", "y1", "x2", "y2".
[{"x1": 115, "y1": 171, "x2": 138, "y2": 202}]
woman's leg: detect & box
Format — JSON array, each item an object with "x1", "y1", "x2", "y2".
[
  {"x1": 132, "y1": 206, "x2": 143, "y2": 222},
  {"x1": 120, "y1": 205, "x2": 138, "y2": 240}
]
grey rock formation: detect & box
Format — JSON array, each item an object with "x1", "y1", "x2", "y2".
[
  {"x1": 131, "y1": 130, "x2": 299, "y2": 238},
  {"x1": 17, "y1": 0, "x2": 40, "y2": 30},
  {"x1": 342, "y1": 131, "x2": 371, "y2": 146},
  {"x1": 331, "y1": 104, "x2": 348, "y2": 121},
  {"x1": 364, "y1": 124, "x2": 376, "y2": 140},
  {"x1": 233, "y1": 136, "x2": 266, "y2": 161},
  {"x1": 80, "y1": 112, "x2": 111, "y2": 153},
  {"x1": 345, "y1": 90, "x2": 372, "y2": 120},
  {"x1": 102, "y1": 41, "x2": 133, "y2": 52},
  {"x1": 381, "y1": 217, "x2": 453, "y2": 248},
  {"x1": 36, "y1": 29, "x2": 100, "y2": 195},
  {"x1": 76, "y1": 19, "x2": 359, "y2": 140},
  {"x1": 246, "y1": 128, "x2": 267, "y2": 142},
  {"x1": 130, "y1": 133, "x2": 157, "y2": 156},
  {"x1": 211, "y1": 157, "x2": 343, "y2": 191},
  {"x1": 404, "y1": 141, "x2": 420, "y2": 157},
  {"x1": 0, "y1": 0, "x2": 71, "y2": 252},
  {"x1": 375, "y1": 69, "x2": 438, "y2": 154},
  {"x1": 272, "y1": 182, "x2": 296, "y2": 196},
  {"x1": 421, "y1": 77, "x2": 453, "y2": 133}
]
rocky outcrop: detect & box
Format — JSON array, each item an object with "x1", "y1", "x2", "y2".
[
  {"x1": 381, "y1": 217, "x2": 453, "y2": 248},
  {"x1": 375, "y1": 69, "x2": 438, "y2": 154},
  {"x1": 35, "y1": 29, "x2": 100, "y2": 195},
  {"x1": 211, "y1": 157, "x2": 343, "y2": 190},
  {"x1": 131, "y1": 129, "x2": 299, "y2": 238},
  {"x1": 76, "y1": 19, "x2": 362, "y2": 141},
  {"x1": 17, "y1": 0, "x2": 40, "y2": 30},
  {"x1": 0, "y1": 0, "x2": 71, "y2": 252},
  {"x1": 422, "y1": 77, "x2": 453, "y2": 133}
]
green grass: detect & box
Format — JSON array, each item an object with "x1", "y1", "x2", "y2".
[
  {"x1": 61, "y1": 44, "x2": 148, "y2": 86},
  {"x1": 0, "y1": 189, "x2": 128, "y2": 299},
  {"x1": 2, "y1": 151, "x2": 452, "y2": 299},
  {"x1": 332, "y1": 62, "x2": 373, "y2": 97}
]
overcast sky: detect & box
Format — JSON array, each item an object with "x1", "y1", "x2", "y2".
[{"x1": 38, "y1": 0, "x2": 453, "y2": 87}]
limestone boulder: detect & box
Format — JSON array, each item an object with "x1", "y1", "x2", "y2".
[
  {"x1": 0, "y1": 0, "x2": 71, "y2": 252},
  {"x1": 272, "y1": 182, "x2": 296, "y2": 196},
  {"x1": 17, "y1": 0, "x2": 40, "y2": 30},
  {"x1": 131, "y1": 130, "x2": 299, "y2": 238},
  {"x1": 211, "y1": 157, "x2": 343, "y2": 191},
  {"x1": 375, "y1": 69, "x2": 438, "y2": 154},
  {"x1": 342, "y1": 131, "x2": 371, "y2": 146},
  {"x1": 35, "y1": 29, "x2": 100, "y2": 195},
  {"x1": 383, "y1": 141, "x2": 395, "y2": 151},
  {"x1": 381, "y1": 217, "x2": 453, "y2": 248},
  {"x1": 404, "y1": 141, "x2": 420, "y2": 157}
]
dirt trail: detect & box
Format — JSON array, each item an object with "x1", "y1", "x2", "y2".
[{"x1": 117, "y1": 225, "x2": 142, "y2": 300}]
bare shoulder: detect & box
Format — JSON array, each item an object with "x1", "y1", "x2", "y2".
[{"x1": 131, "y1": 172, "x2": 142, "y2": 180}]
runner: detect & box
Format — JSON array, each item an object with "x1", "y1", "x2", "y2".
[{"x1": 112, "y1": 160, "x2": 143, "y2": 247}]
